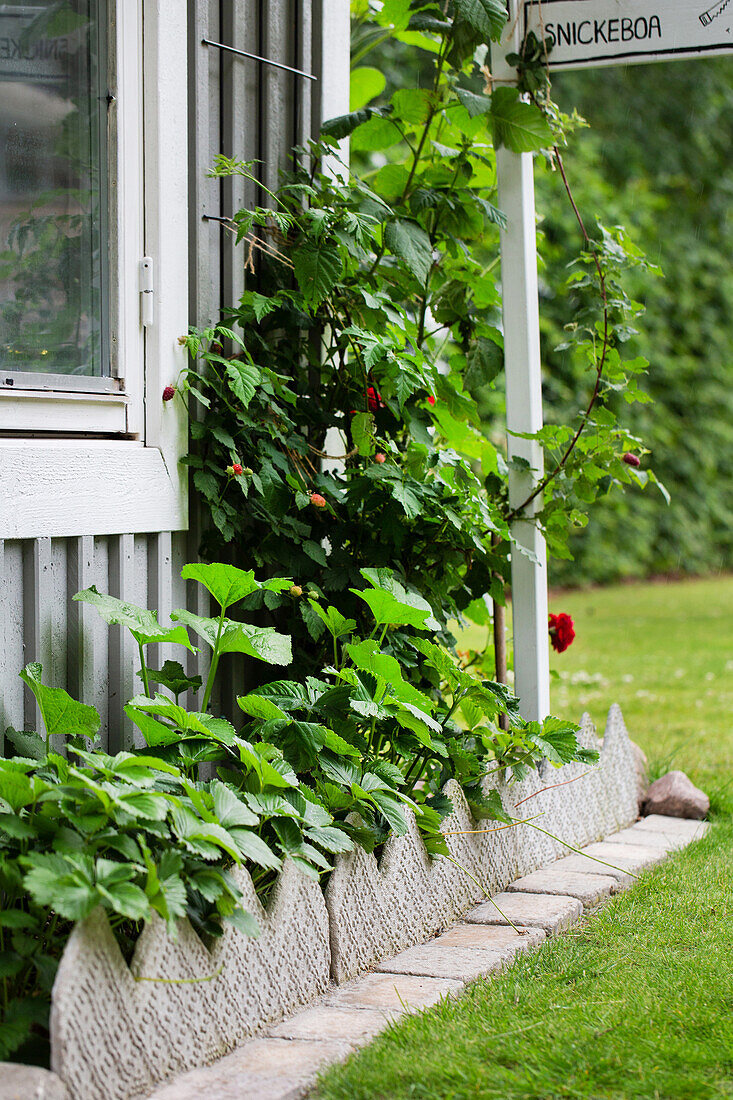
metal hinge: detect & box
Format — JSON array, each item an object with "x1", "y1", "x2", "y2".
[{"x1": 139, "y1": 257, "x2": 154, "y2": 327}]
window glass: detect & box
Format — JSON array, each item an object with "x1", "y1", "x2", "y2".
[{"x1": 0, "y1": 1, "x2": 107, "y2": 377}]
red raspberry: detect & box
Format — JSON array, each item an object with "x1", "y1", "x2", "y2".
[
  {"x1": 162, "y1": 386, "x2": 175, "y2": 402},
  {"x1": 374, "y1": 452, "x2": 386, "y2": 464},
  {"x1": 310, "y1": 492, "x2": 326, "y2": 508},
  {"x1": 622, "y1": 452, "x2": 641, "y2": 467},
  {"x1": 427, "y1": 395, "x2": 436, "y2": 406}
]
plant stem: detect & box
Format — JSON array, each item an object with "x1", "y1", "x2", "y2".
[
  {"x1": 138, "y1": 642, "x2": 151, "y2": 698},
  {"x1": 201, "y1": 605, "x2": 227, "y2": 712}
]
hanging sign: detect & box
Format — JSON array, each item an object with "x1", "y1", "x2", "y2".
[{"x1": 522, "y1": 0, "x2": 733, "y2": 69}]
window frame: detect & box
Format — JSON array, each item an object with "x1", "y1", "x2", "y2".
[{"x1": 0, "y1": 0, "x2": 188, "y2": 538}]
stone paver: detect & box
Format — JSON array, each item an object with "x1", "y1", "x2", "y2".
[
  {"x1": 142, "y1": 815, "x2": 711, "y2": 1100},
  {"x1": 507, "y1": 869, "x2": 618, "y2": 908},
  {"x1": 146, "y1": 1039, "x2": 351, "y2": 1100},
  {"x1": 435, "y1": 922, "x2": 545, "y2": 955},
  {"x1": 377, "y1": 943, "x2": 506, "y2": 982},
  {"x1": 268, "y1": 1004, "x2": 397, "y2": 1045},
  {"x1": 465, "y1": 891, "x2": 583, "y2": 934},
  {"x1": 604, "y1": 826, "x2": 686, "y2": 851},
  {"x1": 634, "y1": 814, "x2": 710, "y2": 839},
  {"x1": 578, "y1": 841, "x2": 666, "y2": 874},
  {"x1": 323, "y1": 971, "x2": 463, "y2": 1013}
]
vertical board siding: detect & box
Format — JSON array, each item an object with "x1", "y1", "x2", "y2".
[
  {"x1": 0, "y1": 533, "x2": 191, "y2": 753},
  {"x1": 0, "y1": 6, "x2": 322, "y2": 745}
]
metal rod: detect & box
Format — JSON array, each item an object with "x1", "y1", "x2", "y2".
[{"x1": 201, "y1": 38, "x2": 317, "y2": 82}]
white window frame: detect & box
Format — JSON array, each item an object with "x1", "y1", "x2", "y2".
[{"x1": 0, "y1": 0, "x2": 188, "y2": 538}]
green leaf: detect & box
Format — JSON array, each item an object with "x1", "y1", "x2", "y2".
[
  {"x1": 352, "y1": 411, "x2": 375, "y2": 457},
  {"x1": 456, "y1": 88, "x2": 493, "y2": 118},
  {"x1": 308, "y1": 602, "x2": 357, "y2": 640},
  {"x1": 243, "y1": 681, "x2": 309, "y2": 711},
  {"x1": 211, "y1": 781, "x2": 260, "y2": 828},
  {"x1": 143, "y1": 660, "x2": 202, "y2": 698},
  {"x1": 384, "y1": 219, "x2": 433, "y2": 283},
  {"x1": 237, "y1": 694, "x2": 290, "y2": 722},
  {"x1": 292, "y1": 243, "x2": 343, "y2": 307},
  {"x1": 490, "y1": 88, "x2": 553, "y2": 153},
  {"x1": 172, "y1": 610, "x2": 292, "y2": 666},
  {"x1": 351, "y1": 588, "x2": 430, "y2": 629},
  {"x1": 181, "y1": 562, "x2": 290, "y2": 612},
  {"x1": 4, "y1": 727, "x2": 45, "y2": 760},
  {"x1": 19, "y1": 664, "x2": 100, "y2": 743},
  {"x1": 321, "y1": 107, "x2": 381, "y2": 141},
  {"x1": 453, "y1": 0, "x2": 507, "y2": 42},
  {"x1": 73, "y1": 587, "x2": 194, "y2": 650},
  {"x1": 225, "y1": 361, "x2": 261, "y2": 407},
  {"x1": 0, "y1": 767, "x2": 34, "y2": 812},
  {"x1": 351, "y1": 66, "x2": 387, "y2": 110}
]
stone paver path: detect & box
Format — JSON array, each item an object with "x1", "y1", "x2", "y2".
[{"x1": 145, "y1": 814, "x2": 709, "y2": 1100}]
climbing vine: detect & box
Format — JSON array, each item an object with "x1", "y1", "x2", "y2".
[{"x1": 175, "y1": 0, "x2": 661, "y2": 683}]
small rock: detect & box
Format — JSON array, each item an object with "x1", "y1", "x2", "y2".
[{"x1": 643, "y1": 770, "x2": 709, "y2": 821}]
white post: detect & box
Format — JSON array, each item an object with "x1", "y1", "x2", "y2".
[{"x1": 492, "y1": 15, "x2": 550, "y2": 722}]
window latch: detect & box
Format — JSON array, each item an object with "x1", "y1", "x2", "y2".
[{"x1": 139, "y1": 257, "x2": 154, "y2": 327}]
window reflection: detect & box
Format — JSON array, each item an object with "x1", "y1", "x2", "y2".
[{"x1": 0, "y1": 1, "x2": 106, "y2": 377}]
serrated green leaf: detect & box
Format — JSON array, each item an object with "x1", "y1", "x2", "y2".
[
  {"x1": 225, "y1": 361, "x2": 260, "y2": 407},
  {"x1": 384, "y1": 219, "x2": 433, "y2": 283},
  {"x1": 454, "y1": 0, "x2": 507, "y2": 42},
  {"x1": 292, "y1": 243, "x2": 343, "y2": 307},
  {"x1": 491, "y1": 87, "x2": 553, "y2": 153},
  {"x1": 19, "y1": 664, "x2": 100, "y2": 743}
]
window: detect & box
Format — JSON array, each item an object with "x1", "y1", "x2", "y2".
[
  {"x1": 0, "y1": 2, "x2": 109, "y2": 383},
  {"x1": 0, "y1": 1, "x2": 188, "y2": 536}
]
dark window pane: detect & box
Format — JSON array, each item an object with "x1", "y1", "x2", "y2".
[{"x1": 0, "y1": 2, "x2": 107, "y2": 376}]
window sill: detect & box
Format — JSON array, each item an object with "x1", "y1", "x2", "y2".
[
  {"x1": 0, "y1": 389, "x2": 129, "y2": 435},
  {"x1": 0, "y1": 438, "x2": 187, "y2": 539}
]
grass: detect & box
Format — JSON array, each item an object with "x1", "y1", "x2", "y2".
[
  {"x1": 547, "y1": 574, "x2": 733, "y2": 801},
  {"x1": 316, "y1": 576, "x2": 733, "y2": 1100}
]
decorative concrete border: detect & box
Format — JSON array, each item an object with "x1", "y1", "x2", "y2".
[
  {"x1": 5, "y1": 705, "x2": 642, "y2": 1100},
  {"x1": 50, "y1": 861, "x2": 330, "y2": 1100}
]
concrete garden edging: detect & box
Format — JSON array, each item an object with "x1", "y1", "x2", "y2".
[{"x1": 2, "y1": 705, "x2": 641, "y2": 1100}]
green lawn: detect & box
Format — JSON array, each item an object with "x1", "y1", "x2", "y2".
[
  {"x1": 316, "y1": 577, "x2": 733, "y2": 1100},
  {"x1": 547, "y1": 575, "x2": 733, "y2": 803}
]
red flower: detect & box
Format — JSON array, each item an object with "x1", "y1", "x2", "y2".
[
  {"x1": 162, "y1": 385, "x2": 176, "y2": 402},
  {"x1": 374, "y1": 452, "x2": 386, "y2": 464},
  {"x1": 367, "y1": 386, "x2": 384, "y2": 412},
  {"x1": 548, "y1": 612, "x2": 575, "y2": 654},
  {"x1": 622, "y1": 452, "x2": 641, "y2": 467},
  {"x1": 310, "y1": 492, "x2": 326, "y2": 508},
  {"x1": 427, "y1": 395, "x2": 436, "y2": 406}
]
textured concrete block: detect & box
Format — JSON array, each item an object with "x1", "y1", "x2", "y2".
[
  {"x1": 465, "y1": 892, "x2": 583, "y2": 934},
  {"x1": 268, "y1": 1005, "x2": 396, "y2": 1044},
  {"x1": 507, "y1": 869, "x2": 618, "y2": 908},
  {"x1": 435, "y1": 923, "x2": 545, "y2": 954},
  {"x1": 324, "y1": 972, "x2": 463, "y2": 1012},
  {"x1": 377, "y1": 943, "x2": 506, "y2": 982},
  {"x1": 635, "y1": 814, "x2": 710, "y2": 839}
]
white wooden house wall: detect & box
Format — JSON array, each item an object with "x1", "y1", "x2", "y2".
[{"x1": 0, "y1": 0, "x2": 341, "y2": 749}]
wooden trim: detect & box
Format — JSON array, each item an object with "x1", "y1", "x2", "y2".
[{"x1": 0, "y1": 440, "x2": 188, "y2": 539}]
